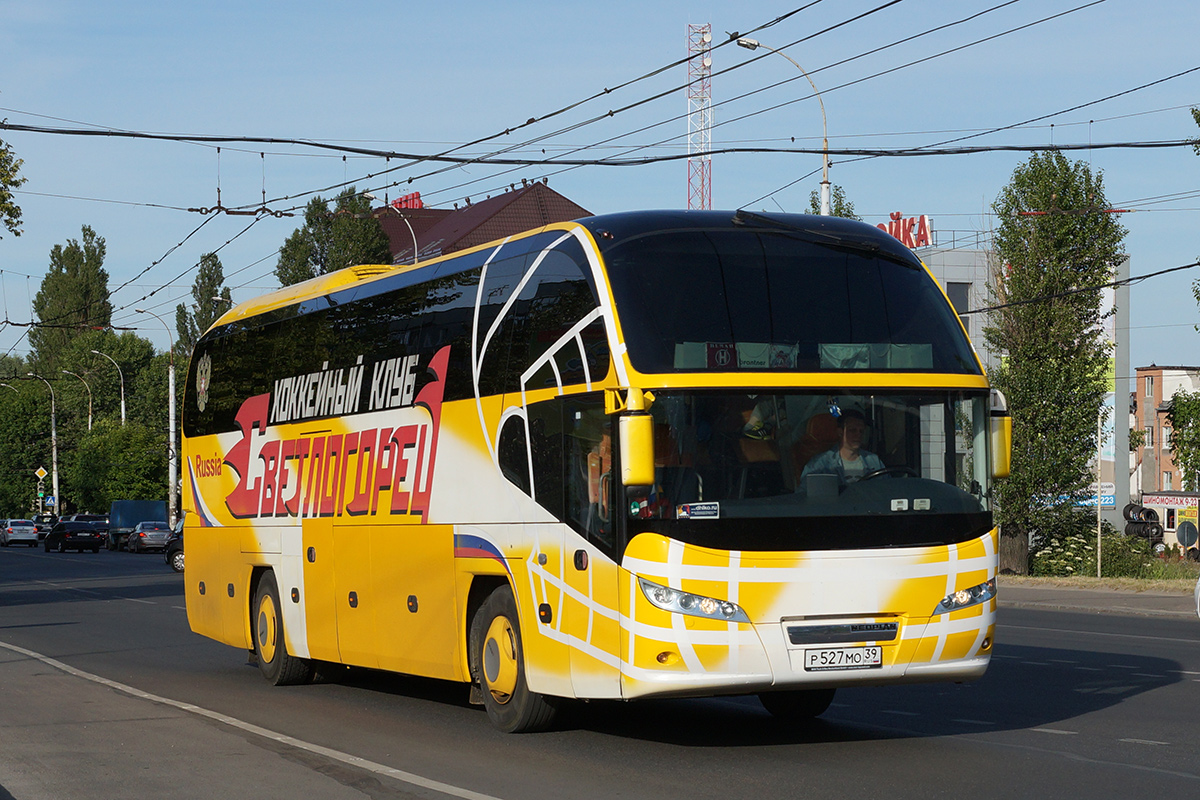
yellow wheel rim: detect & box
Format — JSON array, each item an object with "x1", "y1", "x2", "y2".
[
  {"x1": 257, "y1": 594, "x2": 278, "y2": 664},
  {"x1": 482, "y1": 615, "x2": 518, "y2": 703}
]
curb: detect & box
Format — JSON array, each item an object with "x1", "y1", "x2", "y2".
[{"x1": 998, "y1": 598, "x2": 1196, "y2": 619}]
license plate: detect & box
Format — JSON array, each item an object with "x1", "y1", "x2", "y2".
[{"x1": 804, "y1": 646, "x2": 883, "y2": 671}]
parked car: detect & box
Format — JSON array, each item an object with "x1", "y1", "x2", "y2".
[
  {"x1": 1, "y1": 519, "x2": 38, "y2": 547},
  {"x1": 127, "y1": 520, "x2": 171, "y2": 553},
  {"x1": 32, "y1": 513, "x2": 58, "y2": 540},
  {"x1": 164, "y1": 518, "x2": 184, "y2": 572},
  {"x1": 43, "y1": 521, "x2": 105, "y2": 553}
]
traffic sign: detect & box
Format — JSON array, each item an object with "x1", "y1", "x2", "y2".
[
  {"x1": 36, "y1": 466, "x2": 48, "y2": 480},
  {"x1": 45, "y1": 496, "x2": 55, "y2": 508},
  {"x1": 1178, "y1": 521, "x2": 1198, "y2": 549}
]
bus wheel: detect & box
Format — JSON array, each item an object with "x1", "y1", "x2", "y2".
[
  {"x1": 469, "y1": 585, "x2": 559, "y2": 733},
  {"x1": 758, "y1": 687, "x2": 836, "y2": 719},
  {"x1": 253, "y1": 572, "x2": 313, "y2": 686}
]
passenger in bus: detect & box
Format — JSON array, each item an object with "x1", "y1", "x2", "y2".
[{"x1": 799, "y1": 409, "x2": 884, "y2": 487}]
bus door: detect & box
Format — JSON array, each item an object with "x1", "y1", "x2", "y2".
[{"x1": 560, "y1": 397, "x2": 622, "y2": 698}]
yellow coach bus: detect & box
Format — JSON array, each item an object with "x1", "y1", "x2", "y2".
[{"x1": 181, "y1": 210, "x2": 1011, "y2": 732}]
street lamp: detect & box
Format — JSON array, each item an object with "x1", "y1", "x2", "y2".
[
  {"x1": 27, "y1": 373, "x2": 60, "y2": 515},
  {"x1": 0, "y1": 383, "x2": 16, "y2": 395},
  {"x1": 736, "y1": 37, "x2": 831, "y2": 216},
  {"x1": 62, "y1": 369, "x2": 93, "y2": 431},
  {"x1": 136, "y1": 308, "x2": 177, "y2": 527},
  {"x1": 91, "y1": 349, "x2": 126, "y2": 425}
]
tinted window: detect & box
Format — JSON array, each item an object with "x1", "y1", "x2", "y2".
[
  {"x1": 185, "y1": 232, "x2": 608, "y2": 437},
  {"x1": 604, "y1": 228, "x2": 979, "y2": 374}
]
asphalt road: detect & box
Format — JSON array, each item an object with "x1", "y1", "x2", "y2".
[{"x1": 1, "y1": 546, "x2": 1198, "y2": 800}]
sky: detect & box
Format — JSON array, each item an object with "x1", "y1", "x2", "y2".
[{"x1": 2, "y1": 0, "x2": 1198, "y2": 376}]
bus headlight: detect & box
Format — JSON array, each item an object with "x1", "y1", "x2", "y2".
[
  {"x1": 933, "y1": 578, "x2": 996, "y2": 615},
  {"x1": 638, "y1": 577, "x2": 750, "y2": 623}
]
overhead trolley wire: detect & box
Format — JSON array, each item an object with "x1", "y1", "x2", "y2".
[
  {"x1": 414, "y1": 0, "x2": 1093, "y2": 210},
  {"x1": 958, "y1": 259, "x2": 1200, "y2": 316}
]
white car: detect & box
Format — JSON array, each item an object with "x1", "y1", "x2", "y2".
[
  {"x1": 1194, "y1": 572, "x2": 1199, "y2": 621},
  {"x1": 1, "y1": 519, "x2": 38, "y2": 547}
]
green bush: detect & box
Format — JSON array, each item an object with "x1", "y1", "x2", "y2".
[{"x1": 1032, "y1": 524, "x2": 1200, "y2": 579}]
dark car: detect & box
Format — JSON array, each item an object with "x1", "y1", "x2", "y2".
[
  {"x1": 62, "y1": 513, "x2": 108, "y2": 525},
  {"x1": 164, "y1": 518, "x2": 184, "y2": 572},
  {"x1": 43, "y1": 521, "x2": 105, "y2": 553},
  {"x1": 127, "y1": 520, "x2": 171, "y2": 553},
  {"x1": 32, "y1": 513, "x2": 59, "y2": 540}
]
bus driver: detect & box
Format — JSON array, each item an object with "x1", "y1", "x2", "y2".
[{"x1": 800, "y1": 409, "x2": 884, "y2": 487}]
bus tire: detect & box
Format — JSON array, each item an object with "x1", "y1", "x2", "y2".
[
  {"x1": 253, "y1": 572, "x2": 313, "y2": 686},
  {"x1": 758, "y1": 687, "x2": 836, "y2": 719},
  {"x1": 469, "y1": 585, "x2": 559, "y2": 733}
]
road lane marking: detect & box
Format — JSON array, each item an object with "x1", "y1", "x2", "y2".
[
  {"x1": 124, "y1": 598, "x2": 155, "y2": 605},
  {"x1": 1120, "y1": 738, "x2": 1169, "y2": 746},
  {"x1": 880, "y1": 710, "x2": 919, "y2": 716},
  {"x1": 826, "y1": 717, "x2": 1198, "y2": 780},
  {"x1": 0, "y1": 639, "x2": 506, "y2": 800},
  {"x1": 1132, "y1": 673, "x2": 1162, "y2": 678},
  {"x1": 1073, "y1": 667, "x2": 1102, "y2": 671}
]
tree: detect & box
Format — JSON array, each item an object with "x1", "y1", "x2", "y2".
[
  {"x1": 984, "y1": 150, "x2": 1127, "y2": 573},
  {"x1": 30, "y1": 225, "x2": 112, "y2": 370},
  {"x1": 807, "y1": 184, "x2": 861, "y2": 220},
  {"x1": 176, "y1": 252, "x2": 232, "y2": 361},
  {"x1": 274, "y1": 188, "x2": 392, "y2": 286},
  {"x1": 64, "y1": 420, "x2": 167, "y2": 512},
  {"x1": 1167, "y1": 390, "x2": 1200, "y2": 491},
  {"x1": 0, "y1": 129, "x2": 25, "y2": 238}
]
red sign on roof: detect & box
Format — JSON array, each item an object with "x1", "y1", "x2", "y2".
[
  {"x1": 392, "y1": 191, "x2": 424, "y2": 210},
  {"x1": 878, "y1": 212, "x2": 931, "y2": 249}
]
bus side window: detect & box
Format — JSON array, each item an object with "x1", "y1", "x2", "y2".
[{"x1": 566, "y1": 399, "x2": 613, "y2": 552}]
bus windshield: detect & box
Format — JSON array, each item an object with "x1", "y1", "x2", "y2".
[
  {"x1": 602, "y1": 224, "x2": 980, "y2": 375},
  {"x1": 623, "y1": 390, "x2": 993, "y2": 552}
]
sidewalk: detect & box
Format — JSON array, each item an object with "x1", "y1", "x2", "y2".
[{"x1": 998, "y1": 579, "x2": 1198, "y2": 619}]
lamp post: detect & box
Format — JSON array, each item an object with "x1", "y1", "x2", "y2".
[
  {"x1": 736, "y1": 37, "x2": 831, "y2": 216},
  {"x1": 91, "y1": 349, "x2": 126, "y2": 425},
  {"x1": 27, "y1": 373, "x2": 60, "y2": 515},
  {"x1": 367, "y1": 193, "x2": 420, "y2": 264},
  {"x1": 62, "y1": 369, "x2": 93, "y2": 431},
  {"x1": 0, "y1": 383, "x2": 16, "y2": 395},
  {"x1": 393, "y1": 209, "x2": 420, "y2": 265},
  {"x1": 136, "y1": 308, "x2": 177, "y2": 527}
]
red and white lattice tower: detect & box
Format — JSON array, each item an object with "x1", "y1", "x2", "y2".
[{"x1": 687, "y1": 24, "x2": 713, "y2": 210}]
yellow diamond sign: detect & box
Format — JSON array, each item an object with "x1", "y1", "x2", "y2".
[{"x1": 36, "y1": 467, "x2": 48, "y2": 480}]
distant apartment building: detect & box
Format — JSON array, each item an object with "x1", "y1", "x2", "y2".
[{"x1": 1134, "y1": 365, "x2": 1200, "y2": 493}]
